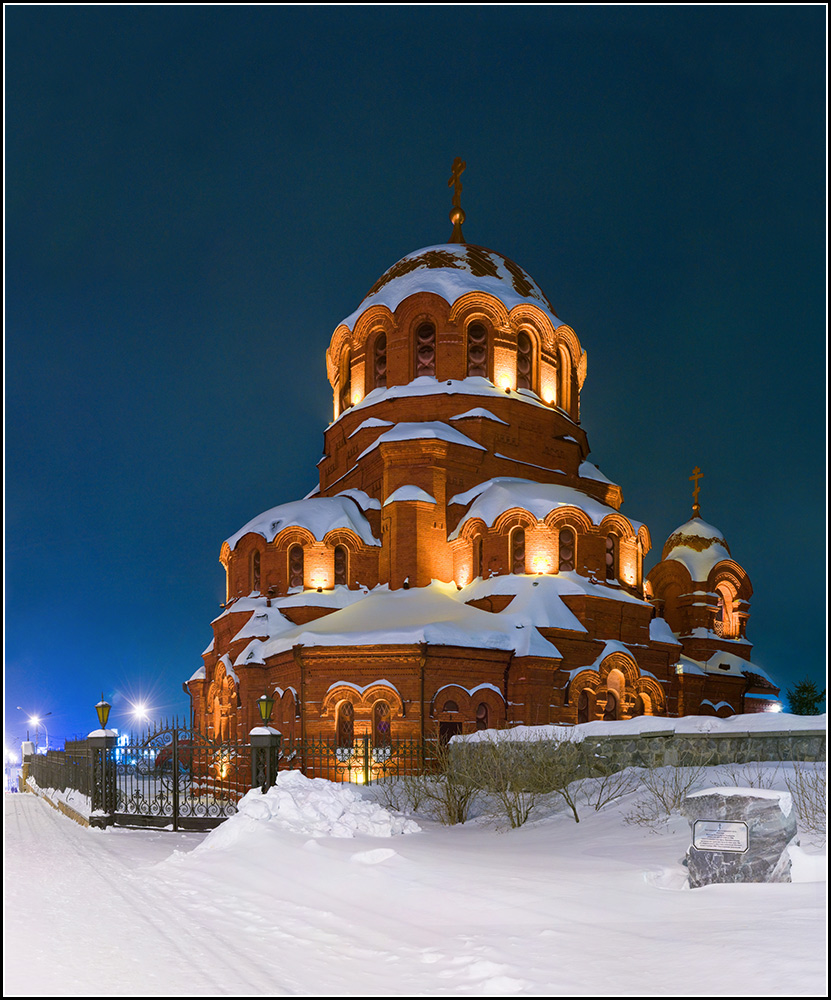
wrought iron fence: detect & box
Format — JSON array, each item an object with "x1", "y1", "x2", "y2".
[{"x1": 24, "y1": 723, "x2": 440, "y2": 831}]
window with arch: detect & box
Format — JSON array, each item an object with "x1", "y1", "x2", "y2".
[
  {"x1": 516, "y1": 331, "x2": 533, "y2": 390},
  {"x1": 467, "y1": 322, "x2": 488, "y2": 378},
  {"x1": 577, "y1": 689, "x2": 592, "y2": 725},
  {"x1": 475, "y1": 702, "x2": 489, "y2": 731},
  {"x1": 442, "y1": 700, "x2": 459, "y2": 713},
  {"x1": 415, "y1": 322, "x2": 436, "y2": 378},
  {"x1": 338, "y1": 348, "x2": 352, "y2": 413},
  {"x1": 474, "y1": 535, "x2": 484, "y2": 580},
  {"x1": 336, "y1": 701, "x2": 354, "y2": 749},
  {"x1": 511, "y1": 527, "x2": 526, "y2": 575},
  {"x1": 334, "y1": 545, "x2": 347, "y2": 587},
  {"x1": 289, "y1": 545, "x2": 304, "y2": 589},
  {"x1": 605, "y1": 535, "x2": 616, "y2": 582},
  {"x1": 374, "y1": 333, "x2": 387, "y2": 388},
  {"x1": 603, "y1": 690, "x2": 618, "y2": 720},
  {"x1": 558, "y1": 528, "x2": 575, "y2": 572},
  {"x1": 373, "y1": 701, "x2": 391, "y2": 747},
  {"x1": 715, "y1": 585, "x2": 737, "y2": 638},
  {"x1": 250, "y1": 549, "x2": 261, "y2": 592},
  {"x1": 558, "y1": 345, "x2": 571, "y2": 413}
]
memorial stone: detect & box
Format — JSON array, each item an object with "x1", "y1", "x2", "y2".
[{"x1": 682, "y1": 786, "x2": 797, "y2": 888}]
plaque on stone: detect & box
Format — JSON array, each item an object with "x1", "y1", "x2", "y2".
[{"x1": 682, "y1": 787, "x2": 797, "y2": 888}]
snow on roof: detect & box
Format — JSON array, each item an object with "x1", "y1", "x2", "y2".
[
  {"x1": 463, "y1": 573, "x2": 588, "y2": 632},
  {"x1": 218, "y1": 654, "x2": 240, "y2": 685},
  {"x1": 663, "y1": 517, "x2": 732, "y2": 581},
  {"x1": 448, "y1": 477, "x2": 639, "y2": 539},
  {"x1": 356, "y1": 420, "x2": 486, "y2": 461},
  {"x1": 201, "y1": 637, "x2": 215, "y2": 656},
  {"x1": 257, "y1": 580, "x2": 562, "y2": 660},
  {"x1": 335, "y1": 488, "x2": 382, "y2": 510},
  {"x1": 225, "y1": 496, "x2": 380, "y2": 551},
  {"x1": 450, "y1": 407, "x2": 509, "y2": 425},
  {"x1": 649, "y1": 617, "x2": 680, "y2": 645},
  {"x1": 230, "y1": 604, "x2": 294, "y2": 645},
  {"x1": 433, "y1": 681, "x2": 505, "y2": 701},
  {"x1": 332, "y1": 376, "x2": 559, "y2": 426},
  {"x1": 234, "y1": 639, "x2": 265, "y2": 667},
  {"x1": 339, "y1": 244, "x2": 562, "y2": 332},
  {"x1": 383, "y1": 485, "x2": 437, "y2": 505},
  {"x1": 347, "y1": 417, "x2": 394, "y2": 438},
  {"x1": 188, "y1": 665, "x2": 206, "y2": 682},
  {"x1": 455, "y1": 712, "x2": 826, "y2": 743},
  {"x1": 578, "y1": 461, "x2": 615, "y2": 486}
]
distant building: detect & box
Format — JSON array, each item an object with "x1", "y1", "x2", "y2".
[{"x1": 187, "y1": 183, "x2": 779, "y2": 749}]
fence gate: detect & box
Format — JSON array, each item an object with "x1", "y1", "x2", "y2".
[{"x1": 113, "y1": 722, "x2": 250, "y2": 830}]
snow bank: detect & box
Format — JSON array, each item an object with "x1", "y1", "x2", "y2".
[
  {"x1": 455, "y1": 713, "x2": 827, "y2": 743},
  {"x1": 200, "y1": 772, "x2": 419, "y2": 847}
]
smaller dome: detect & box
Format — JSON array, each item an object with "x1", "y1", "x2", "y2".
[
  {"x1": 339, "y1": 244, "x2": 562, "y2": 331},
  {"x1": 662, "y1": 517, "x2": 732, "y2": 583}
]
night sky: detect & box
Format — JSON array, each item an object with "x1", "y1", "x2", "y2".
[{"x1": 6, "y1": 7, "x2": 826, "y2": 748}]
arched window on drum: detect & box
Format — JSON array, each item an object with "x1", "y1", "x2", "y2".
[
  {"x1": 334, "y1": 545, "x2": 348, "y2": 587},
  {"x1": 558, "y1": 528, "x2": 575, "y2": 573},
  {"x1": 475, "y1": 703, "x2": 489, "y2": 731},
  {"x1": 250, "y1": 549, "x2": 261, "y2": 593},
  {"x1": 374, "y1": 333, "x2": 387, "y2": 388},
  {"x1": 415, "y1": 322, "x2": 436, "y2": 378},
  {"x1": 516, "y1": 331, "x2": 534, "y2": 390},
  {"x1": 289, "y1": 545, "x2": 304, "y2": 589},
  {"x1": 467, "y1": 322, "x2": 488, "y2": 378},
  {"x1": 510, "y1": 527, "x2": 526, "y2": 575}
]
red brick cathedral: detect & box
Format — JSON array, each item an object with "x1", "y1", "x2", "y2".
[{"x1": 187, "y1": 173, "x2": 779, "y2": 747}]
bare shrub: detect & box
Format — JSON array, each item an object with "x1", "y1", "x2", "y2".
[
  {"x1": 624, "y1": 750, "x2": 716, "y2": 828},
  {"x1": 785, "y1": 762, "x2": 826, "y2": 838},
  {"x1": 716, "y1": 761, "x2": 782, "y2": 790},
  {"x1": 426, "y1": 740, "x2": 480, "y2": 825},
  {"x1": 371, "y1": 774, "x2": 432, "y2": 814},
  {"x1": 452, "y1": 735, "x2": 587, "y2": 829},
  {"x1": 581, "y1": 765, "x2": 640, "y2": 812}
]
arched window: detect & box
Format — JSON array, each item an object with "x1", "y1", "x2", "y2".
[
  {"x1": 289, "y1": 545, "x2": 304, "y2": 589},
  {"x1": 374, "y1": 333, "x2": 387, "y2": 388},
  {"x1": 511, "y1": 527, "x2": 526, "y2": 575},
  {"x1": 250, "y1": 549, "x2": 261, "y2": 592},
  {"x1": 373, "y1": 701, "x2": 391, "y2": 747},
  {"x1": 605, "y1": 535, "x2": 616, "y2": 582},
  {"x1": 715, "y1": 585, "x2": 737, "y2": 638},
  {"x1": 475, "y1": 535, "x2": 484, "y2": 580},
  {"x1": 467, "y1": 322, "x2": 488, "y2": 378},
  {"x1": 336, "y1": 701, "x2": 354, "y2": 749},
  {"x1": 442, "y1": 700, "x2": 459, "y2": 713},
  {"x1": 558, "y1": 345, "x2": 571, "y2": 414},
  {"x1": 558, "y1": 528, "x2": 575, "y2": 572},
  {"x1": 415, "y1": 322, "x2": 436, "y2": 378},
  {"x1": 475, "y1": 703, "x2": 489, "y2": 731},
  {"x1": 338, "y1": 348, "x2": 352, "y2": 413},
  {"x1": 577, "y1": 689, "x2": 591, "y2": 725},
  {"x1": 603, "y1": 690, "x2": 618, "y2": 721},
  {"x1": 334, "y1": 545, "x2": 347, "y2": 586},
  {"x1": 516, "y1": 331, "x2": 533, "y2": 390}
]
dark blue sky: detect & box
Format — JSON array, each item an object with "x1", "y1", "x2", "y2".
[{"x1": 6, "y1": 6, "x2": 826, "y2": 746}]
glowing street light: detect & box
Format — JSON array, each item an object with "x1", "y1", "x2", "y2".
[{"x1": 17, "y1": 708, "x2": 51, "y2": 751}]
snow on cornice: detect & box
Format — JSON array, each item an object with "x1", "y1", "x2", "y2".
[
  {"x1": 578, "y1": 461, "x2": 615, "y2": 485},
  {"x1": 188, "y1": 665, "x2": 206, "y2": 682},
  {"x1": 339, "y1": 244, "x2": 563, "y2": 332},
  {"x1": 331, "y1": 376, "x2": 559, "y2": 427},
  {"x1": 383, "y1": 485, "x2": 437, "y2": 506},
  {"x1": 662, "y1": 517, "x2": 732, "y2": 581},
  {"x1": 649, "y1": 617, "x2": 680, "y2": 645},
  {"x1": 347, "y1": 417, "x2": 394, "y2": 438},
  {"x1": 450, "y1": 407, "x2": 509, "y2": 425},
  {"x1": 335, "y1": 488, "x2": 382, "y2": 510},
  {"x1": 356, "y1": 420, "x2": 486, "y2": 461},
  {"x1": 448, "y1": 477, "x2": 640, "y2": 539},
  {"x1": 225, "y1": 495, "x2": 381, "y2": 551}
]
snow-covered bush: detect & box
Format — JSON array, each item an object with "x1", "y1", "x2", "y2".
[{"x1": 624, "y1": 750, "x2": 716, "y2": 828}]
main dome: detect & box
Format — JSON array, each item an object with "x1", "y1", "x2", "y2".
[{"x1": 339, "y1": 244, "x2": 563, "y2": 331}]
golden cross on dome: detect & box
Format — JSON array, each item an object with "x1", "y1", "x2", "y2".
[
  {"x1": 689, "y1": 465, "x2": 703, "y2": 518},
  {"x1": 448, "y1": 157, "x2": 466, "y2": 243}
]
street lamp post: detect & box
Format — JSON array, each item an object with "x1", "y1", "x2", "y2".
[{"x1": 17, "y1": 708, "x2": 52, "y2": 752}]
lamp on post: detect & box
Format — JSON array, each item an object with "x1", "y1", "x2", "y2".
[
  {"x1": 88, "y1": 693, "x2": 117, "y2": 828},
  {"x1": 250, "y1": 691, "x2": 281, "y2": 794}
]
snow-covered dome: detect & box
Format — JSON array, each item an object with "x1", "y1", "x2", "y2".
[
  {"x1": 661, "y1": 517, "x2": 732, "y2": 582},
  {"x1": 339, "y1": 244, "x2": 563, "y2": 331}
]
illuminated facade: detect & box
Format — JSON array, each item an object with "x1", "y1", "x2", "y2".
[{"x1": 187, "y1": 214, "x2": 779, "y2": 746}]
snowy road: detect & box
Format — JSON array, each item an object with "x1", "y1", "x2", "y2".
[{"x1": 4, "y1": 788, "x2": 826, "y2": 996}]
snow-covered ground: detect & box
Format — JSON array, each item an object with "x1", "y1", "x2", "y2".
[{"x1": 4, "y1": 758, "x2": 826, "y2": 996}]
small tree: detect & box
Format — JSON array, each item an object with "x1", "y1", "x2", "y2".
[{"x1": 786, "y1": 678, "x2": 826, "y2": 715}]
